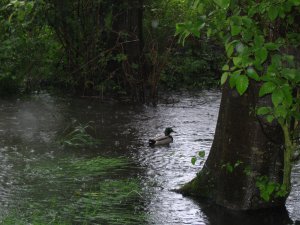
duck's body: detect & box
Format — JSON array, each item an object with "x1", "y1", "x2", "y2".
[{"x1": 149, "y1": 128, "x2": 175, "y2": 146}]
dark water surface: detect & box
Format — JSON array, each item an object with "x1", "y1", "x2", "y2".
[{"x1": 0, "y1": 91, "x2": 299, "y2": 224}]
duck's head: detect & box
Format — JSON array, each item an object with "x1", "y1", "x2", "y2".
[{"x1": 164, "y1": 127, "x2": 175, "y2": 136}]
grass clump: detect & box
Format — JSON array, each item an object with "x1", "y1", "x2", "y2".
[
  {"x1": 70, "y1": 156, "x2": 130, "y2": 177},
  {"x1": 59, "y1": 120, "x2": 100, "y2": 148},
  {"x1": 2, "y1": 157, "x2": 145, "y2": 224},
  {"x1": 69, "y1": 179, "x2": 147, "y2": 225}
]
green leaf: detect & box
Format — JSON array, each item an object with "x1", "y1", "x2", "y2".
[
  {"x1": 267, "y1": 64, "x2": 277, "y2": 75},
  {"x1": 265, "y1": 42, "x2": 279, "y2": 50},
  {"x1": 236, "y1": 75, "x2": 249, "y2": 95},
  {"x1": 242, "y1": 16, "x2": 252, "y2": 27},
  {"x1": 229, "y1": 70, "x2": 241, "y2": 88},
  {"x1": 268, "y1": 5, "x2": 279, "y2": 21},
  {"x1": 267, "y1": 115, "x2": 275, "y2": 123},
  {"x1": 271, "y1": 54, "x2": 282, "y2": 66},
  {"x1": 259, "y1": 3, "x2": 268, "y2": 14},
  {"x1": 272, "y1": 88, "x2": 284, "y2": 107},
  {"x1": 222, "y1": 64, "x2": 229, "y2": 71},
  {"x1": 17, "y1": 10, "x2": 25, "y2": 21},
  {"x1": 266, "y1": 183, "x2": 276, "y2": 195},
  {"x1": 192, "y1": 0, "x2": 200, "y2": 9},
  {"x1": 248, "y1": 6, "x2": 257, "y2": 17},
  {"x1": 236, "y1": 42, "x2": 245, "y2": 53},
  {"x1": 253, "y1": 61, "x2": 264, "y2": 71},
  {"x1": 259, "y1": 82, "x2": 276, "y2": 97},
  {"x1": 254, "y1": 35, "x2": 265, "y2": 48},
  {"x1": 255, "y1": 47, "x2": 268, "y2": 63},
  {"x1": 243, "y1": 30, "x2": 254, "y2": 42},
  {"x1": 295, "y1": 69, "x2": 300, "y2": 83},
  {"x1": 241, "y1": 55, "x2": 252, "y2": 66},
  {"x1": 231, "y1": 16, "x2": 243, "y2": 26},
  {"x1": 290, "y1": 0, "x2": 300, "y2": 6},
  {"x1": 282, "y1": 68, "x2": 296, "y2": 80},
  {"x1": 291, "y1": 111, "x2": 300, "y2": 120},
  {"x1": 247, "y1": 67, "x2": 260, "y2": 81},
  {"x1": 176, "y1": 21, "x2": 204, "y2": 45},
  {"x1": 257, "y1": 107, "x2": 271, "y2": 115},
  {"x1": 233, "y1": 57, "x2": 242, "y2": 66},
  {"x1": 226, "y1": 164, "x2": 233, "y2": 173},
  {"x1": 191, "y1": 157, "x2": 197, "y2": 165},
  {"x1": 282, "y1": 85, "x2": 293, "y2": 106},
  {"x1": 261, "y1": 192, "x2": 270, "y2": 201},
  {"x1": 275, "y1": 184, "x2": 288, "y2": 197},
  {"x1": 231, "y1": 25, "x2": 241, "y2": 36},
  {"x1": 283, "y1": 54, "x2": 294, "y2": 65},
  {"x1": 213, "y1": 0, "x2": 230, "y2": 9},
  {"x1": 221, "y1": 72, "x2": 229, "y2": 85},
  {"x1": 226, "y1": 45, "x2": 234, "y2": 57},
  {"x1": 198, "y1": 151, "x2": 205, "y2": 158},
  {"x1": 207, "y1": 28, "x2": 212, "y2": 37},
  {"x1": 274, "y1": 106, "x2": 287, "y2": 118}
]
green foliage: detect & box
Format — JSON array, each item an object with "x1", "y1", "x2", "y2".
[
  {"x1": 68, "y1": 179, "x2": 146, "y2": 225},
  {"x1": 59, "y1": 120, "x2": 100, "y2": 148},
  {"x1": 146, "y1": 0, "x2": 199, "y2": 45},
  {"x1": 0, "y1": 0, "x2": 224, "y2": 97},
  {"x1": 256, "y1": 176, "x2": 288, "y2": 202},
  {"x1": 221, "y1": 160, "x2": 243, "y2": 173},
  {"x1": 177, "y1": 0, "x2": 300, "y2": 194},
  {"x1": 191, "y1": 150, "x2": 206, "y2": 165},
  {"x1": 160, "y1": 41, "x2": 224, "y2": 89},
  {"x1": 145, "y1": 0, "x2": 224, "y2": 91},
  {"x1": 213, "y1": 0, "x2": 230, "y2": 9},
  {"x1": 2, "y1": 156, "x2": 145, "y2": 224},
  {"x1": 243, "y1": 165, "x2": 252, "y2": 176},
  {"x1": 222, "y1": 162, "x2": 234, "y2": 173},
  {"x1": 236, "y1": 75, "x2": 249, "y2": 95},
  {"x1": 71, "y1": 157, "x2": 129, "y2": 177},
  {"x1": 27, "y1": 156, "x2": 130, "y2": 182},
  {"x1": 0, "y1": 0, "x2": 62, "y2": 95}
]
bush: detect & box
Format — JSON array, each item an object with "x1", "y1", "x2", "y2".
[{"x1": 160, "y1": 39, "x2": 225, "y2": 89}]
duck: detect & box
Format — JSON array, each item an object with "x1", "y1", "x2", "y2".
[{"x1": 149, "y1": 127, "x2": 175, "y2": 146}]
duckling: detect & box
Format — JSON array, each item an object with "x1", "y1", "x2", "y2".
[{"x1": 149, "y1": 127, "x2": 175, "y2": 146}]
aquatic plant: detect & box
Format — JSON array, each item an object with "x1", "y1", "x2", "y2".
[
  {"x1": 2, "y1": 155, "x2": 146, "y2": 224},
  {"x1": 59, "y1": 120, "x2": 100, "y2": 148},
  {"x1": 27, "y1": 156, "x2": 131, "y2": 180},
  {"x1": 1, "y1": 207, "x2": 70, "y2": 225},
  {"x1": 68, "y1": 179, "x2": 146, "y2": 225},
  {"x1": 68, "y1": 156, "x2": 131, "y2": 178}
]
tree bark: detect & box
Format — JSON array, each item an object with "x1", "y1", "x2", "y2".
[
  {"x1": 179, "y1": 81, "x2": 286, "y2": 210},
  {"x1": 113, "y1": 0, "x2": 150, "y2": 103}
]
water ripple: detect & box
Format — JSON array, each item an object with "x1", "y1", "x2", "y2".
[{"x1": 0, "y1": 90, "x2": 299, "y2": 224}]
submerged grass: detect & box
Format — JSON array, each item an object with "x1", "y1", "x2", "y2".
[
  {"x1": 1, "y1": 208, "x2": 70, "y2": 225},
  {"x1": 71, "y1": 156, "x2": 130, "y2": 177},
  {"x1": 1, "y1": 179, "x2": 146, "y2": 225},
  {"x1": 27, "y1": 156, "x2": 130, "y2": 179},
  {"x1": 69, "y1": 179, "x2": 147, "y2": 224},
  {"x1": 2, "y1": 156, "x2": 147, "y2": 224},
  {"x1": 58, "y1": 120, "x2": 100, "y2": 148}
]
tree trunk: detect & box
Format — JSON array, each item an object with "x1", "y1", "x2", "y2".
[
  {"x1": 179, "y1": 81, "x2": 286, "y2": 210},
  {"x1": 46, "y1": 0, "x2": 109, "y2": 94},
  {"x1": 113, "y1": 0, "x2": 159, "y2": 104}
]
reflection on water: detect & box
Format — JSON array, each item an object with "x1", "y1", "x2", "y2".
[{"x1": 0, "y1": 91, "x2": 299, "y2": 224}]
